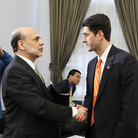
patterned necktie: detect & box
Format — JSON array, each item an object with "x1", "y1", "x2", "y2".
[
  {"x1": 35, "y1": 65, "x2": 44, "y2": 82},
  {"x1": 91, "y1": 58, "x2": 102, "y2": 126},
  {"x1": 69, "y1": 87, "x2": 73, "y2": 107}
]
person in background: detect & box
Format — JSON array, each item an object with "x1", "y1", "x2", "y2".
[
  {"x1": 54, "y1": 69, "x2": 81, "y2": 106},
  {"x1": 54, "y1": 69, "x2": 86, "y2": 136},
  {"x1": 2, "y1": 27, "x2": 87, "y2": 138},
  {"x1": 82, "y1": 13, "x2": 138, "y2": 138},
  {"x1": 0, "y1": 47, "x2": 12, "y2": 134}
]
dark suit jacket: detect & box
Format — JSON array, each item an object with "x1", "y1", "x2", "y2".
[
  {"x1": 2, "y1": 55, "x2": 72, "y2": 138},
  {"x1": 84, "y1": 45, "x2": 138, "y2": 138},
  {"x1": 54, "y1": 79, "x2": 76, "y2": 106}
]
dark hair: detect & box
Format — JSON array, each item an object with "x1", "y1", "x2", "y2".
[
  {"x1": 67, "y1": 69, "x2": 81, "y2": 78},
  {"x1": 11, "y1": 31, "x2": 25, "y2": 52},
  {"x1": 82, "y1": 13, "x2": 111, "y2": 41}
]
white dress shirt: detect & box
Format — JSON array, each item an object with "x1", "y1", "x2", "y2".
[
  {"x1": 16, "y1": 54, "x2": 35, "y2": 71},
  {"x1": 98, "y1": 43, "x2": 112, "y2": 80}
]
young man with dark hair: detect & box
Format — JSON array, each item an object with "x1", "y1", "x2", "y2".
[
  {"x1": 82, "y1": 13, "x2": 138, "y2": 138},
  {"x1": 54, "y1": 69, "x2": 81, "y2": 106}
]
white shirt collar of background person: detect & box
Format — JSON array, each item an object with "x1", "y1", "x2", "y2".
[
  {"x1": 98, "y1": 43, "x2": 112, "y2": 80},
  {"x1": 16, "y1": 53, "x2": 35, "y2": 71}
]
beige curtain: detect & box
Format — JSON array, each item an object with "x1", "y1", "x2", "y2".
[
  {"x1": 114, "y1": 0, "x2": 138, "y2": 59},
  {"x1": 49, "y1": 0, "x2": 91, "y2": 84}
]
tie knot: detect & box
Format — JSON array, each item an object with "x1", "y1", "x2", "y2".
[
  {"x1": 35, "y1": 65, "x2": 39, "y2": 73},
  {"x1": 98, "y1": 58, "x2": 102, "y2": 66},
  {"x1": 35, "y1": 65, "x2": 44, "y2": 83}
]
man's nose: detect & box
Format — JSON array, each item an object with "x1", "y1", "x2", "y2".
[
  {"x1": 82, "y1": 37, "x2": 86, "y2": 43},
  {"x1": 40, "y1": 40, "x2": 44, "y2": 45}
]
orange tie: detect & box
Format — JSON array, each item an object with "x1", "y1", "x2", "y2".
[{"x1": 91, "y1": 58, "x2": 102, "y2": 126}]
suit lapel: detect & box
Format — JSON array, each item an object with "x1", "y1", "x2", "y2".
[
  {"x1": 14, "y1": 55, "x2": 53, "y2": 101},
  {"x1": 96, "y1": 45, "x2": 116, "y2": 104},
  {"x1": 15, "y1": 55, "x2": 44, "y2": 84},
  {"x1": 89, "y1": 57, "x2": 97, "y2": 99}
]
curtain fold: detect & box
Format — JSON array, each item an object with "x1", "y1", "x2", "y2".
[
  {"x1": 49, "y1": 0, "x2": 91, "y2": 84},
  {"x1": 114, "y1": 0, "x2": 138, "y2": 59}
]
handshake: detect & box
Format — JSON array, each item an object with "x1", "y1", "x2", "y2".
[{"x1": 75, "y1": 105, "x2": 88, "y2": 122}]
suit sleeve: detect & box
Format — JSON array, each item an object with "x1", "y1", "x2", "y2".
[
  {"x1": 3, "y1": 65, "x2": 72, "y2": 123},
  {"x1": 0, "y1": 50, "x2": 12, "y2": 68},
  {"x1": 0, "y1": 51, "x2": 12, "y2": 79},
  {"x1": 113, "y1": 55, "x2": 138, "y2": 138},
  {"x1": 84, "y1": 62, "x2": 92, "y2": 109}
]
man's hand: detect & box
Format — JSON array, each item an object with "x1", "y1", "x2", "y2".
[
  {"x1": 0, "y1": 46, "x2": 4, "y2": 56},
  {"x1": 75, "y1": 104, "x2": 88, "y2": 122}
]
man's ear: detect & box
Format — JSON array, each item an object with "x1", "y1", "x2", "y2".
[
  {"x1": 17, "y1": 40, "x2": 25, "y2": 51},
  {"x1": 97, "y1": 30, "x2": 104, "y2": 40}
]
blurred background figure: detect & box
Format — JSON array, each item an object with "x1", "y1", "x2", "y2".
[
  {"x1": 53, "y1": 69, "x2": 86, "y2": 137},
  {"x1": 0, "y1": 46, "x2": 12, "y2": 134},
  {"x1": 54, "y1": 69, "x2": 81, "y2": 106}
]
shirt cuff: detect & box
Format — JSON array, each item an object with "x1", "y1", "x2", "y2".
[{"x1": 72, "y1": 107, "x2": 78, "y2": 117}]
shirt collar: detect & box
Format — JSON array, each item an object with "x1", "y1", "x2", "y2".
[
  {"x1": 16, "y1": 54, "x2": 35, "y2": 70},
  {"x1": 98, "y1": 43, "x2": 112, "y2": 63}
]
